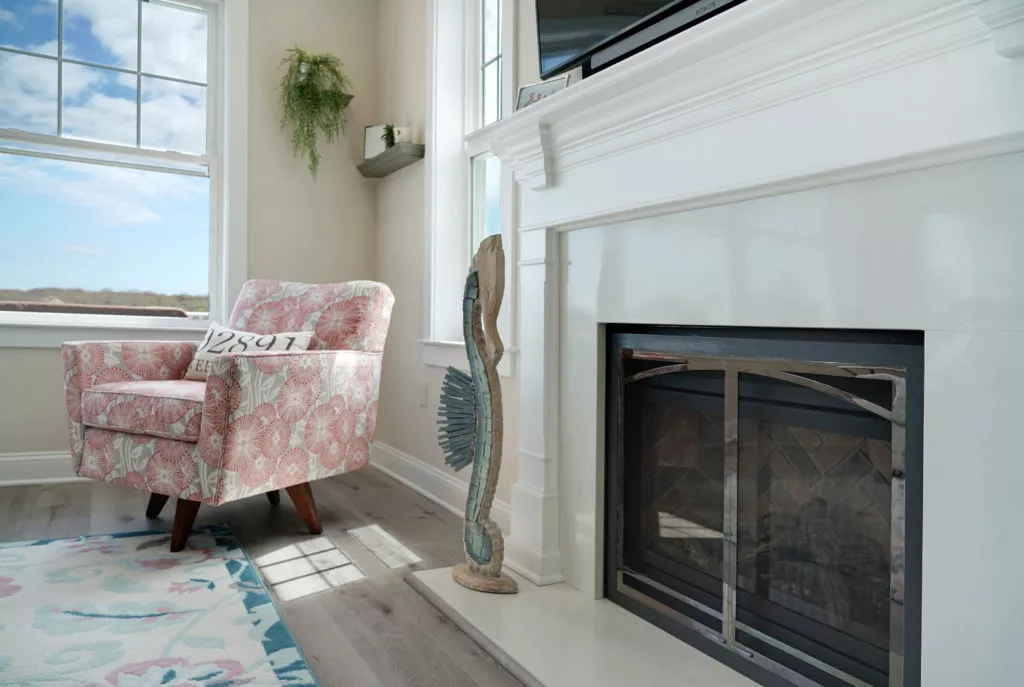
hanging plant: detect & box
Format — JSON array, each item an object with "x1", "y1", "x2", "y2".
[{"x1": 279, "y1": 46, "x2": 354, "y2": 178}]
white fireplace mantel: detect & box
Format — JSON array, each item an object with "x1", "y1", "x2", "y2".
[
  {"x1": 471, "y1": 0, "x2": 1024, "y2": 231},
  {"x1": 438, "y1": 1, "x2": 1024, "y2": 685},
  {"x1": 478, "y1": 0, "x2": 1024, "y2": 591}
]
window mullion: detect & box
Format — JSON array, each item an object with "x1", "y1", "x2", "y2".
[
  {"x1": 136, "y1": 0, "x2": 143, "y2": 147},
  {"x1": 57, "y1": 0, "x2": 64, "y2": 135}
]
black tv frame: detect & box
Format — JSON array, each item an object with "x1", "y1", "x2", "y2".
[{"x1": 536, "y1": 0, "x2": 748, "y2": 80}]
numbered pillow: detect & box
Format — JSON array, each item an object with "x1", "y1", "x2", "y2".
[{"x1": 184, "y1": 323, "x2": 314, "y2": 381}]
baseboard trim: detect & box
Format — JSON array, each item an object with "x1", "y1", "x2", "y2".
[
  {"x1": 371, "y1": 442, "x2": 511, "y2": 534},
  {"x1": 0, "y1": 451, "x2": 84, "y2": 486}
]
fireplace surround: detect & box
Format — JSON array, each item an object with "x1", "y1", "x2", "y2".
[
  {"x1": 411, "y1": 1, "x2": 1024, "y2": 685},
  {"x1": 605, "y1": 327, "x2": 923, "y2": 686}
]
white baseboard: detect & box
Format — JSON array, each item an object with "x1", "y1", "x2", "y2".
[
  {"x1": 371, "y1": 442, "x2": 511, "y2": 535},
  {"x1": 0, "y1": 451, "x2": 84, "y2": 486}
]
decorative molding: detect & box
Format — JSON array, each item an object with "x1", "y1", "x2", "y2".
[
  {"x1": 971, "y1": 0, "x2": 1024, "y2": 57},
  {"x1": 466, "y1": 0, "x2": 1024, "y2": 231},
  {"x1": 370, "y1": 442, "x2": 511, "y2": 535},
  {"x1": 0, "y1": 452, "x2": 82, "y2": 486},
  {"x1": 547, "y1": 130, "x2": 1024, "y2": 234}
]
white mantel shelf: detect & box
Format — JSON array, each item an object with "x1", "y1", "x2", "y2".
[{"x1": 469, "y1": 0, "x2": 1024, "y2": 232}]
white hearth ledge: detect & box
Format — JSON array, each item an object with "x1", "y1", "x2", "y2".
[{"x1": 409, "y1": 567, "x2": 757, "y2": 687}]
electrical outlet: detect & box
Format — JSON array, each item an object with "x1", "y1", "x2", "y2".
[{"x1": 419, "y1": 380, "x2": 429, "y2": 408}]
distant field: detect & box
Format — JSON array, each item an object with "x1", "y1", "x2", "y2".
[{"x1": 0, "y1": 288, "x2": 209, "y2": 312}]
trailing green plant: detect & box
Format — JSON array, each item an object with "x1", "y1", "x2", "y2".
[{"x1": 279, "y1": 46, "x2": 353, "y2": 178}]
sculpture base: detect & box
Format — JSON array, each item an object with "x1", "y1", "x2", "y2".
[{"x1": 453, "y1": 562, "x2": 519, "y2": 594}]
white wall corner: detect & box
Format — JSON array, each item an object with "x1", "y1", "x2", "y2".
[
  {"x1": 370, "y1": 441, "x2": 511, "y2": 536},
  {"x1": 971, "y1": 0, "x2": 1024, "y2": 58},
  {"x1": 0, "y1": 452, "x2": 82, "y2": 486}
]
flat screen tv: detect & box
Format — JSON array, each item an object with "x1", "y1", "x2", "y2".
[{"x1": 536, "y1": 0, "x2": 746, "y2": 79}]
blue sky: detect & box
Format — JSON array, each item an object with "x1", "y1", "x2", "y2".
[{"x1": 0, "y1": 0, "x2": 210, "y2": 296}]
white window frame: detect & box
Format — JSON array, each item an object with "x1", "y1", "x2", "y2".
[
  {"x1": 423, "y1": 0, "x2": 517, "y2": 377},
  {"x1": 0, "y1": 0, "x2": 248, "y2": 349}
]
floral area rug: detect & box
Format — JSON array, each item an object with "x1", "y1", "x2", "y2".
[{"x1": 0, "y1": 525, "x2": 318, "y2": 686}]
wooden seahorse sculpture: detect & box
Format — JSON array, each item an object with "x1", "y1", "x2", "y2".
[{"x1": 437, "y1": 235, "x2": 517, "y2": 594}]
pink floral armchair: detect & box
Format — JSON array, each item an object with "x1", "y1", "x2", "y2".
[{"x1": 62, "y1": 280, "x2": 394, "y2": 551}]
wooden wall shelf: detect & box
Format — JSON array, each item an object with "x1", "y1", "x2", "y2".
[{"x1": 357, "y1": 142, "x2": 425, "y2": 178}]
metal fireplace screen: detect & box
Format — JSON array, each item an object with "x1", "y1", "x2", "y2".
[{"x1": 605, "y1": 329, "x2": 921, "y2": 687}]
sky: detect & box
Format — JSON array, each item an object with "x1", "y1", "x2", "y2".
[{"x1": 0, "y1": 0, "x2": 210, "y2": 296}]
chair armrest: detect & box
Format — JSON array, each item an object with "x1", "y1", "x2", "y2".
[
  {"x1": 61, "y1": 341, "x2": 197, "y2": 469},
  {"x1": 198, "y1": 350, "x2": 382, "y2": 502}
]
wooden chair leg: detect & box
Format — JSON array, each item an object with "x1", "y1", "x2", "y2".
[
  {"x1": 285, "y1": 483, "x2": 323, "y2": 535},
  {"x1": 170, "y1": 499, "x2": 201, "y2": 552},
  {"x1": 266, "y1": 490, "x2": 281, "y2": 506},
  {"x1": 145, "y1": 493, "x2": 170, "y2": 519}
]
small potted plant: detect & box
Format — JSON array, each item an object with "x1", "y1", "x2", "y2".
[
  {"x1": 279, "y1": 46, "x2": 354, "y2": 178},
  {"x1": 380, "y1": 124, "x2": 396, "y2": 149}
]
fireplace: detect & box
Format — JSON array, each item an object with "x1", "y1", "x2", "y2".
[{"x1": 605, "y1": 327, "x2": 923, "y2": 687}]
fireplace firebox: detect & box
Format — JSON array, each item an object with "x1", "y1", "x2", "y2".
[{"x1": 605, "y1": 328, "x2": 922, "y2": 687}]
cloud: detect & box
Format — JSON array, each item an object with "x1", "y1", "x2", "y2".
[
  {"x1": 0, "y1": 9, "x2": 17, "y2": 25},
  {"x1": 62, "y1": 244, "x2": 102, "y2": 255},
  {"x1": 0, "y1": 3, "x2": 207, "y2": 153},
  {"x1": 0, "y1": 3, "x2": 209, "y2": 226},
  {"x1": 0, "y1": 152, "x2": 206, "y2": 226}
]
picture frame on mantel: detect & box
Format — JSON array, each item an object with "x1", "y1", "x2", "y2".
[{"x1": 515, "y1": 74, "x2": 570, "y2": 111}]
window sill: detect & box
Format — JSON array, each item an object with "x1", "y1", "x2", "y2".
[
  {"x1": 0, "y1": 312, "x2": 209, "y2": 349},
  {"x1": 420, "y1": 339, "x2": 515, "y2": 378}
]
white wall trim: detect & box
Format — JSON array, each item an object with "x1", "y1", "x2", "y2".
[
  {"x1": 0, "y1": 313, "x2": 208, "y2": 349},
  {"x1": 371, "y1": 441, "x2": 510, "y2": 535},
  {"x1": 0, "y1": 452, "x2": 83, "y2": 486},
  {"x1": 420, "y1": 339, "x2": 515, "y2": 377}
]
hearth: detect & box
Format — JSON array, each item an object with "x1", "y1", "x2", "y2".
[{"x1": 605, "y1": 328, "x2": 923, "y2": 687}]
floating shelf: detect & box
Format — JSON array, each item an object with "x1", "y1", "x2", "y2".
[{"x1": 357, "y1": 142, "x2": 425, "y2": 178}]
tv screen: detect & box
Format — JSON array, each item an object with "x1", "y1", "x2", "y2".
[{"x1": 536, "y1": 0, "x2": 681, "y2": 78}]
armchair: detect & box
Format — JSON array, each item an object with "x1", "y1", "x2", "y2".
[{"x1": 62, "y1": 279, "x2": 393, "y2": 551}]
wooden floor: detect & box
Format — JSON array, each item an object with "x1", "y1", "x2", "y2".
[{"x1": 0, "y1": 468, "x2": 522, "y2": 687}]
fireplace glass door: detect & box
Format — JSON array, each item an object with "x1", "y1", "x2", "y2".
[{"x1": 607, "y1": 331, "x2": 917, "y2": 687}]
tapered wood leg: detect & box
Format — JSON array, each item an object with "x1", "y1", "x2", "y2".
[
  {"x1": 266, "y1": 490, "x2": 281, "y2": 506},
  {"x1": 145, "y1": 493, "x2": 170, "y2": 519},
  {"x1": 285, "y1": 482, "x2": 323, "y2": 534},
  {"x1": 170, "y1": 499, "x2": 201, "y2": 552}
]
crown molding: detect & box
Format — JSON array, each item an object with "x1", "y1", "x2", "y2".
[
  {"x1": 971, "y1": 0, "x2": 1024, "y2": 57},
  {"x1": 464, "y1": 0, "x2": 1024, "y2": 231}
]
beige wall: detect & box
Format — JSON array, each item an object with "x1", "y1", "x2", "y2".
[
  {"x1": 247, "y1": 0, "x2": 379, "y2": 283},
  {"x1": 0, "y1": 351, "x2": 66, "y2": 453},
  {"x1": 0, "y1": 0, "x2": 380, "y2": 456}
]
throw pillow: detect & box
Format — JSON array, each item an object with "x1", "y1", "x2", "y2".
[{"x1": 184, "y1": 323, "x2": 314, "y2": 381}]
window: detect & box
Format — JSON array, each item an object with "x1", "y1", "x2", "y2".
[
  {"x1": 467, "y1": 0, "x2": 504, "y2": 258},
  {"x1": 0, "y1": 0, "x2": 219, "y2": 320},
  {"x1": 424, "y1": 0, "x2": 515, "y2": 375},
  {"x1": 477, "y1": 0, "x2": 502, "y2": 129}
]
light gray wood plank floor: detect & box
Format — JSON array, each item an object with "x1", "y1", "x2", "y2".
[{"x1": 0, "y1": 467, "x2": 522, "y2": 687}]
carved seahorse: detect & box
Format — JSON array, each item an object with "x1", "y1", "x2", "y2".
[{"x1": 437, "y1": 235, "x2": 517, "y2": 593}]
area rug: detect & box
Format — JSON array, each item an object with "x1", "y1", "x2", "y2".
[{"x1": 0, "y1": 525, "x2": 318, "y2": 686}]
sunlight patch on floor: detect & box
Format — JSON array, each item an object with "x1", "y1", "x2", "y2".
[
  {"x1": 254, "y1": 536, "x2": 365, "y2": 601},
  {"x1": 349, "y1": 524, "x2": 422, "y2": 569}
]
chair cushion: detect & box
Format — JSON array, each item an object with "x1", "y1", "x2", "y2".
[{"x1": 82, "y1": 380, "x2": 205, "y2": 442}]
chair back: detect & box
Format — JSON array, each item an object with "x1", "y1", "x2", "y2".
[{"x1": 228, "y1": 279, "x2": 394, "y2": 352}]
